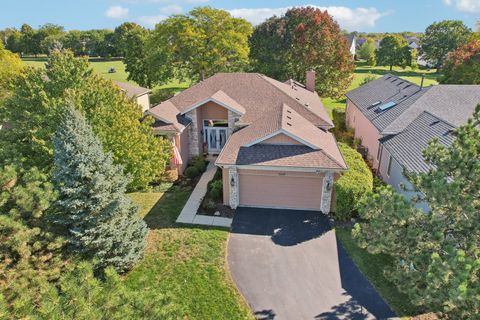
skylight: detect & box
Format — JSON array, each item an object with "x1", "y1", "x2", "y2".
[
  {"x1": 370, "y1": 101, "x2": 381, "y2": 108},
  {"x1": 378, "y1": 101, "x2": 397, "y2": 111}
]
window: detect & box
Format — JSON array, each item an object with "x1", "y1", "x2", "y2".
[{"x1": 387, "y1": 156, "x2": 393, "y2": 176}]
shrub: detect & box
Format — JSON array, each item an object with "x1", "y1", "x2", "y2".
[
  {"x1": 184, "y1": 166, "x2": 200, "y2": 179},
  {"x1": 360, "y1": 73, "x2": 377, "y2": 86},
  {"x1": 332, "y1": 109, "x2": 346, "y2": 133},
  {"x1": 209, "y1": 180, "x2": 223, "y2": 200},
  {"x1": 188, "y1": 155, "x2": 207, "y2": 173},
  {"x1": 334, "y1": 143, "x2": 373, "y2": 221}
]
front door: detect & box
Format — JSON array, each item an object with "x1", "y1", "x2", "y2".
[{"x1": 204, "y1": 127, "x2": 228, "y2": 154}]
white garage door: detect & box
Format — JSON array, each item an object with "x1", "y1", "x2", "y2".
[{"x1": 238, "y1": 170, "x2": 324, "y2": 210}]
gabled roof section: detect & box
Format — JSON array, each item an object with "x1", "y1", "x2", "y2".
[
  {"x1": 180, "y1": 90, "x2": 246, "y2": 115},
  {"x1": 381, "y1": 112, "x2": 455, "y2": 173},
  {"x1": 147, "y1": 101, "x2": 191, "y2": 132},
  {"x1": 381, "y1": 85, "x2": 480, "y2": 135},
  {"x1": 162, "y1": 73, "x2": 332, "y2": 128},
  {"x1": 261, "y1": 75, "x2": 334, "y2": 128},
  {"x1": 216, "y1": 105, "x2": 347, "y2": 170},
  {"x1": 346, "y1": 74, "x2": 427, "y2": 132},
  {"x1": 245, "y1": 104, "x2": 326, "y2": 150},
  {"x1": 114, "y1": 81, "x2": 151, "y2": 98}
]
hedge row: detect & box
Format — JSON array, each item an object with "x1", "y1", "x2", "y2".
[{"x1": 334, "y1": 142, "x2": 373, "y2": 220}]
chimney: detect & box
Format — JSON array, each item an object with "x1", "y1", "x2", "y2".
[
  {"x1": 420, "y1": 74, "x2": 425, "y2": 89},
  {"x1": 306, "y1": 70, "x2": 316, "y2": 92}
]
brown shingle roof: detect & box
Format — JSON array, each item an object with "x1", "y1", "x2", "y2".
[
  {"x1": 162, "y1": 73, "x2": 333, "y2": 128},
  {"x1": 181, "y1": 90, "x2": 246, "y2": 115},
  {"x1": 216, "y1": 105, "x2": 346, "y2": 170},
  {"x1": 114, "y1": 81, "x2": 151, "y2": 98},
  {"x1": 148, "y1": 100, "x2": 191, "y2": 132}
]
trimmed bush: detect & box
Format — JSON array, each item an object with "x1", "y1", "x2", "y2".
[
  {"x1": 334, "y1": 143, "x2": 373, "y2": 221},
  {"x1": 209, "y1": 180, "x2": 223, "y2": 200},
  {"x1": 188, "y1": 155, "x2": 207, "y2": 173},
  {"x1": 184, "y1": 166, "x2": 200, "y2": 179}
]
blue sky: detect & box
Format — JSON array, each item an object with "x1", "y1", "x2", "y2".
[{"x1": 1, "y1": 0, "x2": 479, "y2": 32}]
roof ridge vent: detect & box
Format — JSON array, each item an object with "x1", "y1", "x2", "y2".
[
  {"x1": 286, "y1": 122, "x2": 292, "y2": 126},
  {"x1": 287, "y1": 115, "x2": 292, "y2": 120},
  {"x1": 286, "y1": 109, "x2": 292, "y2": 113}
]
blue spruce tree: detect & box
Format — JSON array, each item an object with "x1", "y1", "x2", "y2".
[{"x1": 53, "y1": 105, "x2": 148, "y2": 272}]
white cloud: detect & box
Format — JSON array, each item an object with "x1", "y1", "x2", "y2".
[
  {"x1": 228, "y1": 5, "x2": 390, "y2": 30},
  {"x1": 443, "y1": 0, "x2": 480, "y2": 13},
  {"x1": 138, "y1": 14, "x2": 167, "y2": 27},
  {"x1": 138, "y1": 4, "x2": 183, "y2": 27},
  {"x1": 105, "y1": 5, "x2": 129, "y2": 19},
  {"x1": 159, "y1": 4, "x2": 183, "y2": 15}
]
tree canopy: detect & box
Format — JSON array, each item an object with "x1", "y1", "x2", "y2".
[
  {"x1": 357, "y1": 39, "x2": 376, "y2": 66},
  {"x1": 376, "y1": 35, "x2": 411, "y2": 71},
  {"x1": 421, "y1": 20, "x2": 472, "y2": 68},
  {"x1": 0, "y1": 44, "x2": 23, "y2": 100},
  {"x1": 137, "y1": 7, "x2": 252, "y2": 86},
  {"x1": 353, "y1": 105, "x2": 480, "y2": 318},
  {"x1": 441, "y1": 39, "x2": 480, "y2": 84},
  {"x1": 249, "y1": 7, "x2": 354, "y2": 99},
  {"x1": 0, "y1": 50, "x2": 171, "y2": 190}
]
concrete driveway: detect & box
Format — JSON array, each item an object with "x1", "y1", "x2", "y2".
[{"x1": 227, "y1": 208, "x2": 395, "y2": 320}]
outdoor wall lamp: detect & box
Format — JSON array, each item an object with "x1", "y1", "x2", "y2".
[
  {"x1": 326, "y1": 180, "x2": 332, "y2": 191},
  {"x1": 230, "y1": 176, "x2": 235, "y2": 187}
]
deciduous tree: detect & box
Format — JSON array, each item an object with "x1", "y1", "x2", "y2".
[
  {"x1": 441, "y1": 39, "x2": 480, "y2": 84},
  {"x1": 52, "y1": 105, "x2": 148, "y2": 272},
  {"x1": 0, "y1": 50, "x2": 171, "y2": 190},
  {"x1": 0, "y1": 44, "x2": 23, "y2": 100},
  {"x1": 421, "y1": 20, "x2": 471, "y2": 68},
  {"x1": 249, "y1": 7, "x2": 354, "y2": 99},
  {"x1": 146, "y1": 7, "x2": 253, "y2": 84},
  {"x1": 353, "y1": 105, "x2": 480, "y2": 318},
  {"x1": 358, "y1": 39, "x2": 376, "y2": 66},
  {"x1": 376, "y1": 35, "x2": 411, "y2": 71}
]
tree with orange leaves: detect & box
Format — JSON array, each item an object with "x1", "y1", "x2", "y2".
[
  {"x1": 249, "y1": 7, "x2": 354, "y2": 99},
  {"x1": 441, "y1": 39, "x2": 480, "y2": 84}
]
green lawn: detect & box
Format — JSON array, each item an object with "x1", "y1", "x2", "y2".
[
  {"x1": 335, "y1": 227, "x2": 419, "y2": 318},
  {"x1": 127, "y1": 186, "x2": 253, "y2": 320},
  {"x1": 322, "y1": 62, "x2": 439, "y2": 115},
  {"x1": 22, "y1": 57, "x2": 190, "y2": 91}
]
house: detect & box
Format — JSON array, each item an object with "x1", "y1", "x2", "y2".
[
  {"x1": 356, "y1": 37, "x2": 367, "y2": 50},
  {"x1": 344, "y1": 34, "x2": 356, "y2": 57},
  {"x1": 403, "y1": 35, "x2": 421, "y2": 50},
  {"x1": 346, "y1": 74, "x2": 480, "y2": 209},
  {"x1": 147, "y1": 72, "x2": 347, "y2": 212},
  {"x1": 115, "y1": 81, "x2": 151, "y2": 113}
]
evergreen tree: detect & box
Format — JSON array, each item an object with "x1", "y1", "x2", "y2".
[
  {"x1": 52, "y1": 105, "x2": 148, "y2": 272},
  {"x1": 353, "y1": 105, "x2": 480, "y2": 317}
]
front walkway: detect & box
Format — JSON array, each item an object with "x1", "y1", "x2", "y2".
[{"x1": 176, "y1": 161, "x2": 232, "y2": 228}]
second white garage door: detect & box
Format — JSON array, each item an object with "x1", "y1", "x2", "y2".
[{"x1": 238, "y1": 169, "x2": 324, "y2": 211}]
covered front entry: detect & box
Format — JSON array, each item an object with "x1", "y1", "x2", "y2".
[
  {"x1": 204, "y1": 125, "x2": 228, "y2": 154},
  {"x1": 238, "y1": 169, "x2": 324, "y2": 211}
]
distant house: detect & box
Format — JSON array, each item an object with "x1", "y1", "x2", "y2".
[
  {"x1": 356, "y1": 37, "x2": 367, "y2": 50},
  {"x1": 403, "y1": 35, "x2": 421, "y2": 50},
  {"x1": 115, "y1": 81, "x2": 151, "y2": 113},
  {"x1": 346, "y1": 75, "x2": 480, "y2": 210},
  {"x1": 344, "y1": 34, "x2": 356, "y2": 57}
]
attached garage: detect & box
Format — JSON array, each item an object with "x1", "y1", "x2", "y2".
[{"x1": 236, "y1": 169, "x2": 324, "y2": 211}]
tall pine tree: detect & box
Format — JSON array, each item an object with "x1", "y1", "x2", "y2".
[{"x1": 52, "y1": 105, "x2": 148, "y2": 272}]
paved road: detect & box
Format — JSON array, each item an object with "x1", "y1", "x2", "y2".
[{"x1": 227, "y1": 208, "x2": 395, "y2": 320}]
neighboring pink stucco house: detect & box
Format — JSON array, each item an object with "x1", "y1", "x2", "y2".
[{"x1": 146, "y1": 72, "x2": 347, "y2": 212}]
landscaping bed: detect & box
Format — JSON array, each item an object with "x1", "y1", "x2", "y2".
[{"x1": 198, "y1": 167, "x2": 235, "y2": 218}]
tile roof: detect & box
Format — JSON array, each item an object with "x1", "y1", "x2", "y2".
[
  {"x1": 158, "y1": 73, "x2": 333, "y2": 128},
  {"x1": 114, "y1": 81, "x2": 151, "y2": 98},
  {"x1": 216, "y1": 105, "x2": 346, "y2": 170},
  {"x1": 345, "y1": 74, "x2": 428, "y2": 132},
  {"x1": 381, "y1": 112, "x2": 455, "y2": 173}
]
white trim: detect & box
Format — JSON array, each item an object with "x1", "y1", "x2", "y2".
[
  {"x1": 238, "y1": 204, "x2": 321, "y2": 212},
  {"x1": 243, "y1": 129, "x2": 318, "y2": 150},
  {"x1": 180, "y1": 97, "x2": 245, "y2": 116},
  {"x1": 217, "y1": 164, "x2": 345, "y2": 173}
]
